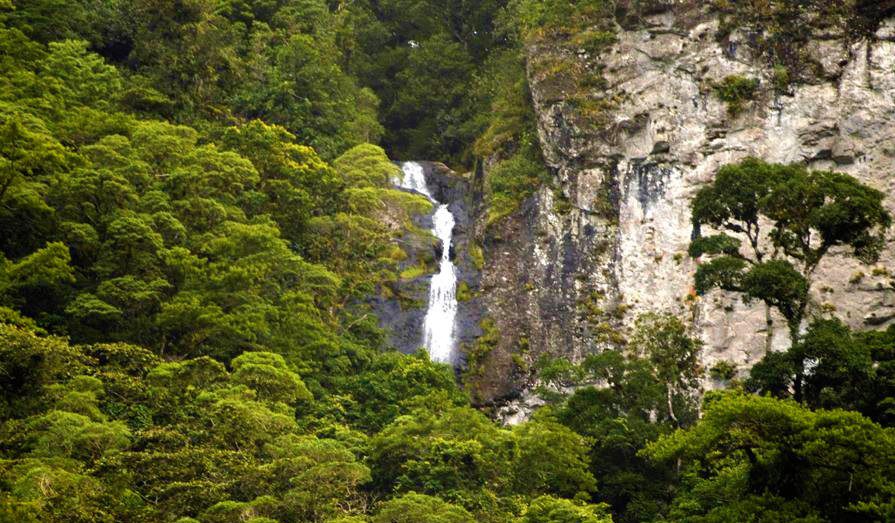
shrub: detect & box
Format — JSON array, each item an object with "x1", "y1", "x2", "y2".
[{"x1": 713, "y1": 75, "x2": 760, "y2": 116}]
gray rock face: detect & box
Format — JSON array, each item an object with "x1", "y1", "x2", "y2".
[{"x1": 471, "y1": 10, "x2": 895, "y2": 403}]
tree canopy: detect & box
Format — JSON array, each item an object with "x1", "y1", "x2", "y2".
[
  {"x1": 690, "y1": 158, "x2": 890, "y2": 339},
  {"x1": 1, "y1": 1, "x2": 894, "y2": 522}
]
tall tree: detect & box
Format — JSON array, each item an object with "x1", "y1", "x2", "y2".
[
  {"x1": 690, "y1": 158, "x2": 890, "y2": 345},
  {"x1": 644, "y1": 392, "x2": 895, "y2": 522}
]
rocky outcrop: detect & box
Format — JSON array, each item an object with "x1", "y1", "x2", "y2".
[{"x1": 469, "y1": 7, "x2": 895, "y2": 404}]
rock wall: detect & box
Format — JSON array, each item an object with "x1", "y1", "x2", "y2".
[{"x1": 469, "y1": 7, "x2": 895, "y2": 405}]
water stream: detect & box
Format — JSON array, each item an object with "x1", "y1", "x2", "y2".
[{"x1": 396, "y1": 162, "x2": 458, "y2": 363}]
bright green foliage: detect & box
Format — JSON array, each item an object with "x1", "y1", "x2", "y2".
[
  {"x1": 644, "y1": 392, "x2": 895, "y2": 522},
  {"x1": 511, "y1": 421, "x2": 597, "y2": 497},
  {"x1": 261, "y1": 435, "x2": 372, "y2": 522},
  {"x1": 221, "y1": 120, "x2": 341, "y2": 243},
  {"x1": 522, "y1": 496, "x2": 613, "y2": 523},
  {"x1": 370, "y1": 404, "x2": 595, "y2": 515},
  {"x1": 373, "y1": 493, "x2": 474, "y2": 523},
  {"x1": 0, "y1": 332, "x2": 376, "y2": 522},
  {"x1": 0, "y1": 14, "x2": 425, "y2": 374},
  {"x1": 370, "y1": 405, "x2": 515, "y2": 501},
  {"x1": 231, "y1": 352, "x2": 313, "y2": 405},
  {"x1": 335, "y1": 144, "x2": 402, "y2": 187},
  {"x1": 691, "y1": 158, "x2": 890, "y2": 339},
  {"x1": 0, "y1": 15, "x2": 488, "y2": 521}
]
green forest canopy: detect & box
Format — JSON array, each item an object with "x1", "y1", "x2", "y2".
[{"x1": 0, "y1": 0, "x2": 894, "y2": 522}]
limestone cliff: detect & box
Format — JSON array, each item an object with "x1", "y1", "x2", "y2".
[{"x1": 468, "y1": 5, "x2": 895, "y2": 406}]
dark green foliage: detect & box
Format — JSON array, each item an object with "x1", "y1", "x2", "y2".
[
  {"x1": 342, "y1": 351, "x2": 467, "y2": 432},
  {"x1": 713, "y1": 0, "x2": 895, "y2": 84},
  {"x1": 740, "y1": 259, "x2": 810, "y2": 331},
  {"x1": 538, "y1": 315, "x2": 705, "y2": 522},
  {"x1": 713, "y1": 75, "x2": 760, "y2": 116},
  {"x1": 693, "y1": 256, "x2": 748, "y2": 294},
  {"x1": 709, "y1": 360, "x2": 738, "y2": 381},
  {"x1": 687, "y1": 234, "x2": 742, "y2": 258},
  {"x1": 747, "y1": 319, "x2": 895, "y2": 425},
  {"x1": 690, "y1": 158, "x2": 890, "y2": 339},
  {"x1": 644, "y1": 392, "x2": 895, "y2": 522},
  {"x1": 337, "y1": 0, "x2": 509, "y2": 166}
]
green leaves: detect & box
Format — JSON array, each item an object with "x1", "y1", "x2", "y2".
[
  {"x1": 747, "y1": 319, "x2": 895, "y2": 425},
  {"x1": 691, "y1": 158, "x2": 776, "y2": 232},
  {"x1": 687, "y1": 234, "x2": 741, "y2": 258},
  {"x1": 690, "y1": 158, "x2": 890, "y2": 340},
  {"x1": 373, "y1": 493, "x2": 474, "y2": 523},
  {"x1": 741, "y1": 260, "x2": 809, "y2": 325},
  {"x1": 38, "y1": 40, "x2": 122, "y2": 108},
  {"x1": 643, "y1": 392, "x2": 895, "y2": 522},
  {"x1": 369, "y1": 404, "x2": 597, "y2": 517},
  {"x1": 712, "y1": 75, "x2": 759, "y2": 116},
  {"x1": 1, "y1": 241, "x2": 74, "y2": 298},
  {"x1": 264, "y1": 434, "x2": 371, "y2": 521},
  {"x1": 334, "y1": 143, "x2": 401, "y2": 188},
  {"x1": 522, "y1": 496, "x2": 612, "y2": 523},
  {"x1": 512, "y1": 421, "x2": 597, "y2": 497},
  {"x1": 231, "y1": 352, "x2": 312, "y2": 405}
]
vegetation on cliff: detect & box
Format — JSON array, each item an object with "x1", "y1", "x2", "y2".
[
  {"x1": 1, "y1": 1, "x2": 894, "y2": 522},
  {"x1": 0, "y1": 1, "x2": 603, "y2": 521},
  {"x1": 690, "y1": 158, "x2": 891, "y2": 340}
]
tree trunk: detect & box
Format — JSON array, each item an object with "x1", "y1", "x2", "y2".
[{"x1": 667, "y1": 384, "x2": 678, "y2": 427}]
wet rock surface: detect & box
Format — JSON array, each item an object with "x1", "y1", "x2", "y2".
[{"x1": 372, "y1": 162, "x2": 482, "y2": 358}]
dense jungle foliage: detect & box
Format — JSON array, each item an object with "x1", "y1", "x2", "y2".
[{"x1": 1, "y1": 0, "x2": 894, "y2": 522}]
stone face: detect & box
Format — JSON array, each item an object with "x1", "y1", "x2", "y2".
[{"x1": 469, "y1": 11, "x2": 895, "y2": 405}]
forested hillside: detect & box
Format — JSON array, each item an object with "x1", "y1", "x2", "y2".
[{"x1": 1, "y1": 1, "x2": 894, "y2": 522}]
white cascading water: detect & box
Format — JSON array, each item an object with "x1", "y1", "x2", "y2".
[
  {"x1": 396, "y1": 162, "x2": 458, "y2": 363},
  {"x1": 396, "y1": 161, "x2": 432, "y2": 198}
]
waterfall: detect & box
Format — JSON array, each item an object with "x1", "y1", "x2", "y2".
[
  {"x1": 396, "y1": 161, "x2": 431, "y2": 199},
  {"x1": 396, "y1": 162, "x2": 458, "y2": 363},
  {"x1": 423, "y1": 203, "x2": 458, "y2": 362}
]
